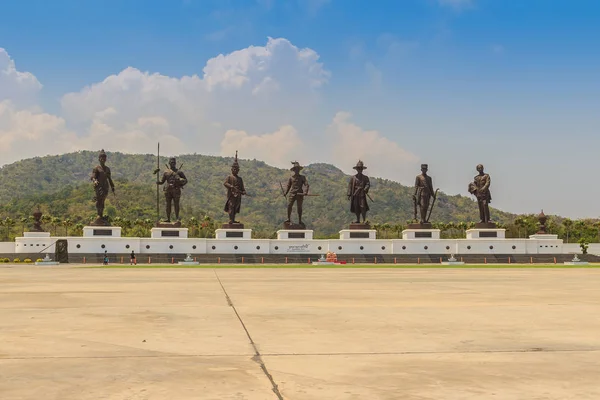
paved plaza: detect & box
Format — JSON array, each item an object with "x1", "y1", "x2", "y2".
[{"x1": 1, "y1": 266, "x2": 600, "y2": 399}]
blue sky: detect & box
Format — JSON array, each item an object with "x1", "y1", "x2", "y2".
[{"x1": 1, "y1": 0, "x2": 600, "y2": 218}]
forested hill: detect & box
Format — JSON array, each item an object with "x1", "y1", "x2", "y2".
[{"x1": 0, "y1": 151, "x2": 515, "y2": 236}]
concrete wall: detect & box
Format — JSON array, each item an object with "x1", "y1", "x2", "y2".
[{"x1": 4, "y1": 235, "x2": 598, "y2": 257}]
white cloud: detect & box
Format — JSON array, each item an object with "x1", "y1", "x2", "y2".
[
  {"x1": 0, "y1": 48, "x2": 42, "y2": 107},
  {"x1": 0, "y1": 100, "x2": 79, "y2": 159},
  {"x1": 58, "y1": 37, "x2": 329, "y2": 155},
  {"x1": 220, "y1": 125, "x2": 304, "y2": 168},
  {"x1": 327, "y1": 112, "x2": 419, "y2": 183}
]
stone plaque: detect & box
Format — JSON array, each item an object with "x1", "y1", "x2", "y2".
[
  {"x1": 415, "y1": 231, "x2": 433, "y2": 238},
  {"x1": 479, "y1": 231, "x2": 498, "y2": 238},
  {"x1": 161, "y1": 230, "x2": 180, "y2": 237},
  {"x1": 226, "y1": 231, "x2": 244, "y2": 238},
  {"x1": 93, "y1": 229, "x2": 113, "y2": 236},
  {"x1": 288, "y1": 232, "x2": 306, "y2": 239},
  {"x1": 349, "y1": 232, "x2": 370, "y2": 239}
]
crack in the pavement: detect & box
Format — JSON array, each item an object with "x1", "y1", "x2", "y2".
[
  {"x1": 213, "y1": 270, "x2": 284, "y2": 400},
  {"x1": 3, "y1": 347, "x2": 599, "y2": 360}
]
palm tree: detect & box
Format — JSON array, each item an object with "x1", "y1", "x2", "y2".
[
  {"x1": 62, "y1": 218, "x2": 73, "y2": 236},
  {"x1": 562, "y1": 218, "x2": 573, "y2": 243},
  {"x1": 73, "y1": 223, "x2": 84, "y2": 237},
  {"x1": 20, "y1": 216, "x2": 30, "y2": 235},
  {"x1": 3, "y1": 217, "x2": 15, "y2": 240},
  {"x1": 50, "y1": 216, "x2": 61, "y2": 236}
]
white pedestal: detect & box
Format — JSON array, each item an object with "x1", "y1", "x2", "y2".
[
  {"x1": 466, "y1": 229, "x2": 506, "y2": 239},
  {"x1": 150, "y1": 228, "x2": 188, "y2": 239},
  {"x1": 529, "y1": 234, "x2": 559, "y2": 240},
  {"x1": 277, "y1": 230, "x2": 314, "y2": 240},
  {"x1": 24, "y1": 232, "x2": 51, "y2": 238},
  {"x1": 402, "y1": 229, "x2": 441, "y2": 240},
  {"x1": 564, "y1": 261, "x2": 589, "y2": 265},
  {"x1": 215, "y1": 229, "x2": 252, "y2": 240},
  {"x1": 339, "y1": 230, "x2": 377, "y2": 240},
  {"x1": 83, "y1": 226, "x2": 122, "y2": 238},
  {"x1": 178, "y1": 261, "x2": 200, "y2": 265}
]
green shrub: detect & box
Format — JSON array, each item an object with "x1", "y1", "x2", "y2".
[
  {"x1": 4, "y1": 258, "x2": 9, "y2": 263},
  {"x1": 36, "y1": 258, "x2": 43, "y2": 262},
  {"x1": 24, "y1": 258, "x2": 32, "y2": 263},
  {"x1": 13, "y1": 258, "x2": 21, "y2": 263}
]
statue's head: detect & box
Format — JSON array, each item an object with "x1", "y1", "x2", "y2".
[
  {"x1": 169, "y1": 157, "x2": 177, "y2": 169},
  {"x1": 98, "y1": 149, "x2": 107, "y2": 164},
  {"x1": 231, "y1": 151, "x2": 240, "y2": 175},
  {"x1": 421, "y1": 163, "x2": 428, "y2": 173},
  {"x1": 290, "y1": 161, "x2": 303, "y2": 173},
  {"x1": 353, "y1": 160, "x2": 366, "y2": 173},
  {"x1": 476, "y1": 164, "x2": 484, "y2": 173}
]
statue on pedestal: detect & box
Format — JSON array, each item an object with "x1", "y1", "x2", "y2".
[
  {"x1": 223, "y1": 151, "x2": 246, "y2": 227},
  {"x1": 32, "y1": 207, "x2": 44, "y2": 232},
  {"x1": 91, "y1": 149, "x2": 115, "y2": 226},
  {"x1": 347, "y1": 160, "x2": 370, "y2": 225},
  {"x1": 468, "y1": 164, "x2": 493, "y2": 225},
  {"x1": 283, "y1": 161, "x2": 310, "y2": 228},
  {"x1": 412, "y1": 164, "x2": 437, "y2": 225},
  {"x1": 155, "y1": 157, "x2": 187, "y2": 223}
]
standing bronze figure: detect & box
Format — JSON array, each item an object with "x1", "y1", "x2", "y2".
[
  {"x1": 468, "y1": 164, "x2": 492, "y2": 224},
  {"x1": 347, "y1": 160, "x2": 370, "y2": 224},
  {"x1": 283, "y1": 161, "x2": 310, "y2": 227},
  {"x1": 223, "y1": 151, "x2": 246, "y2": 225},
  {"x1": 91, "y1": 149, "x2": 115, "y2": 225},
  {"x1": 413, "y1": 164, "x2": 435, "y2": 224},
  {"x1": 155, "y1": 157, "x2": 187, "y2": 222}
]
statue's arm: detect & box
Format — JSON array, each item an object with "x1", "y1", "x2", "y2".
[
  {"x1": 413, "y1": 176, "x2": 419, "y2": 196},
  {"x1": 284, "y1": 177, "x2": 292, "y2": 196},
  {"x1": 179, "y1": 171, "x2": 188, "y2": 187},
  {"x1": 156, "y1": 172, "x2": 166, "y2": 185},
  {"x1": 482, "y1": 175, "x2": 491, "y2": 191},
  {"x1": 364, "y1": 176, "x2": 370, "y2": 193},
  {"x1": 347, "y1": 177, "x2": 353, "y2": 198},
  {"x1": 224, "y1": 176, "x2": 232, "y2": 189},
  {"x1": 91, "y1": 167, "x2": 98, "y2": 184},
  {"x1": 303, "y1": 176, "x2": 309, "y2": 194},
  {"x1": 107, "y1": 167, "x2": 115, "y2": 192},
  {"x1": 240, "y1": 178, "x2": 246, "y2": 194}
]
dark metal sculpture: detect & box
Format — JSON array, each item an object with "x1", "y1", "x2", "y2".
[
  {"x1": 283, "y1": 161, "x2": 310, "y2": 228},
  {"x1": 155, "y1": 157, "x2": 188, "y2": 223},
  {"x1": 537, "y1": 210, "x2": 548, "y2": 234},
  {"x1": 347, "y1": 160, "x2": 371, "y2": 225},
  {"x1": 223, "y1": 151, "x2": 247, "y2": 227},
  {"x1": 468, "y1": 164, "x2": 493, "y2": 225},
  {"x1": 413, "y1": 164, "x2": 437, "y2": 224},
  {"x1": 32, "y1": 206, "x2": 44, "y2": 232},
  {"x1": 90, "y1": 149, "x2": 115, "y2": 226}
]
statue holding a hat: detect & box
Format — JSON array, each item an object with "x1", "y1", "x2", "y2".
[
  {"x1": 347, "y1": 160, "x2": 371, "y2": 225},
  {"x1": 468, "y1": 164, "x2": 493, "y2": 225}
]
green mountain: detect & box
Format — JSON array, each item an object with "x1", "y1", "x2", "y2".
[{"x1": 0, "y1": 151, "x2": 515, "y2": 237}]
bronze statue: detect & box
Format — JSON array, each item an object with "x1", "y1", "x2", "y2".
[
  {"x1": 91, "y1": 149, "x2": 115, "y2": 225},
  {"x1": 155, "y1": 157, "x2": 187, "y2": 222},
  {"x1": 223, "y1": 151, "x2": 246, "y2": 225},
  {"x1": 347, "y1": 160, "x2": 370, "y2": 224},
  {"x1": 468, "y1": 164, "x2": 492, "y2": 223},
  {"x1": 283, "y1": 161, "x2": 310, "y2": 227},
  {"x1": 413, "y1": 164, "x2": 436, "y2": 224}
]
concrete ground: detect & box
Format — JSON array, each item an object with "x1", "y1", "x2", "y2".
[{"x1": 1, "y1": 266, "x2": 600, "y2": 400}]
